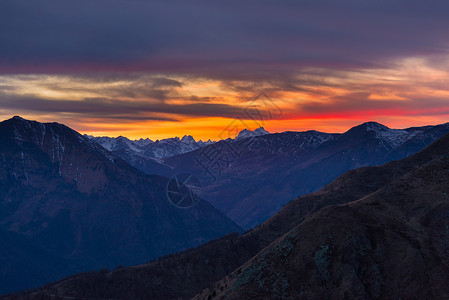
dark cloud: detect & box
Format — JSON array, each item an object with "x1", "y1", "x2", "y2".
[
  {"x1": 0, "y1": 75, "x2": 183, "y2": 102},
  {"x1": 187, "y1": 96, "x2": 222, "y2": 102},
  {"x1": 298, "y1": 92, "x2": 449, "y2": 118},
  {"x1": 2, "y1": 0, "x2": 449, "y2": 129},
  {"x1": 0, "y1": 92, "x2": 251, "y2": 120},
  {"x1": 1, "y1": 0, "x2": 448, "y2": 78},
  {"x1": 301, "y1": 92, "x2": 396, "y2": 113},
  {"x1": 150, "y1": 77, "x2": 183, "y2": 88}
]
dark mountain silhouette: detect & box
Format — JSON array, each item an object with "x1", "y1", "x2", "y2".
[
  {"x1": 0, "y1": 116, "x2": 241, "y2": 294},
  {"x1": 14, "y1": 122, "x2": 449, "y2": 299},
  {"x1": 198, "y1": 132, "x2": 449, "y2": 299},
  {"x1": 165, "y1": 121, "x2": 449, "y2": 228}
]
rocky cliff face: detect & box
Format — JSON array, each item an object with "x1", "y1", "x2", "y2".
[{"x1": 0, "y1": 116, "x2": 241, "y2": 294}]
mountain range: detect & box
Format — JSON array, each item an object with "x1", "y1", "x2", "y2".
[
  {"x1": 164, "y1": 121, "x2": 449, "y2": 228},
  {"x1": 89, "y1": 127, "x2": 270, "y2": 159},
  {"x1": 88, "y1": 134, "x2": 214, "y2": 160},
  {"x1": 200, "y1": 129, "x2": 449, "y2": 299},
  {"x1": 86, "y1": 128, "x2": 270, "y2": 177},
  {"x1": 86, "y1": 122, "x2": 449, "y2": 230},
  {"x1": 0, "y1": 116, "x2": 241, "y2": 294},
  {"x1": 86, "y1": 134, "x2": 217, "y2": 177},
  {"x1": 3, "y1": 117, "x2": 449, "y2": 297},
  {"x1": 14, "y1": 122, "x2": 449, "y2": 299}
]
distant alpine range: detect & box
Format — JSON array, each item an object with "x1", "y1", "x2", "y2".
[
  {"x1": 90, "y1": 121, "x2": 449, "y2": 228},
  {"x1": 6, "y1": 119, "x2": 449, "y2": 299},
  {"x1": 2, "y1": 116, "x2": 449, "y2": 297}
]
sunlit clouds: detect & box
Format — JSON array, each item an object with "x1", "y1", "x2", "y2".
[
  {"x1": 1, "y1": 0, "x2": 449, "y2": 139},
  {"x1": 0, "y1": 55, "x2": 448, "y2": 140}
]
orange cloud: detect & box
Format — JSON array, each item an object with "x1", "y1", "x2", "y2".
[{"x1": 1, "y1": 55, "x2": 449, "y2": 139}]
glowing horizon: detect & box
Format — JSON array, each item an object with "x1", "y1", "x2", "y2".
[{"x1": 1, "y1": 56, "x2": 449, "y2": 141}]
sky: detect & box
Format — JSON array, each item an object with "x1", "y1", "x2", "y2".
[{"x1": 1, "y1": 0, "x2": 449, "y2": 140}]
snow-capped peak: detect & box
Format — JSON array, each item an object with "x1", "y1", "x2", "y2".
[
  {"x1": 236, "y1": 127, "x2": 270, "y2": 140},
  {"x1": 356, "y1": 122, "x2": 419, "y2": 148},
  {"x1": 362, "y1": 122, "x2": 390, "y2": 133},
  {"x1": 134, "y1": 138, "x2": 154, "y2": 147},
  {"x1": 181, "y1": 135, "x2": 196, "y2": 144}
]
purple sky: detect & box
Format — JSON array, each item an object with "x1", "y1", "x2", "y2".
[{"x1": 1, "y1": 0, "x2": 449, "y2": 139}]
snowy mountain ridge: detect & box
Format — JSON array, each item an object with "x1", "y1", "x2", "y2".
[
  {"x1": 86, "y1": 134, "x2": 214, "y2": 159},
  {"x1": 87, "y1": 127, "x2": 268, "y2": 159},
  {"x1": 355, "y1": 121, "x2": 428, "y2": 149},
  {"x1": 235, "y1": 127, "x2": 270, "y2": 140}
]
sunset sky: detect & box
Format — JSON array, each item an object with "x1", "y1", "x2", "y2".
[{"x1": 1, "y1": 0, "x2": 449, "y2": 140}]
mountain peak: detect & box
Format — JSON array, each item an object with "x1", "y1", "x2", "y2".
[
  {"x1": 236, "y1": 127, "x2": 270, "y2": 140},
  {"x1": 345, "y1": 121, "x2": 390, "y2": 136},
  {"x1": 360, "y1": 121, "x2": 390, "y2": 132},
  {"x1": 7, "y1": 115, "x2": 32, "y2": 125},
  {"x1": 6, "y1": 116, "x2": 67, "y2": 130},
  {"x1": 181, "y1": 135, "x2": 196, "y2": 143},
  {"x1": 2, "y1": 116, "x2": 74, "y2": 139},
  {"x1": 254, "y1": 127, "x2": 269, "y2": 134}
]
